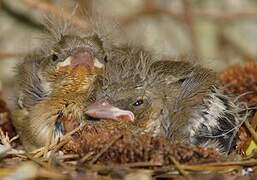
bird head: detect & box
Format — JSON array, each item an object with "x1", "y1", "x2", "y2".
[
  {"x1": 17, "y1": 32, "x2": 108, "y2": 109},
  {"x1": 38, "y1": 34, "x2": 106, "y2": 93},
  {"x1": 86, "y1": 46, "x2": 162, "y2": 129}
]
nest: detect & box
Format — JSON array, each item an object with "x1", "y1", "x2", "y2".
[{"x1": 63, "y1": 121, "x2": 221, "y2": 165}]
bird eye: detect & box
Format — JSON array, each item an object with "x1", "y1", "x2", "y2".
[
  {"x1": 133, "y1": 99, "x2": 144, "y2": 106},
  {"x1": 104, "y1": 55, "x2": 108, "y2": 63},
  {"x1": 51, "y1": 54, "x2": 58, "y2": 62},
  {"x1": 178, "y1": 77, "x2": 187, "y2": 84}
]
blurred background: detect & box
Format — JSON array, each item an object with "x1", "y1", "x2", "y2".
[{"x1": 1, "y1": 0, "x2": 257, "y2": 104}]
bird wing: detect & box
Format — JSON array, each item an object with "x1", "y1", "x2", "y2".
[{"x1": 15, "y1": 52, "x2": 48, "y2": 109}]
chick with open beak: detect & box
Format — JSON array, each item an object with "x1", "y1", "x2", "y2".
[
  {"x1": 13, "y1": 30, "x2": 106, "y2": 150},
  {"x1": 86, "y1": 45, "x2": 247, "y2": 153}
]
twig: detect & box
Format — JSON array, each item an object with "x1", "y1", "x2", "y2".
[
  {"x1": 32, "y1": 123, "x2": 85, "y2": 158},
  {"x1": 170, "y1": 156, "x2": 193, "y2": 180},
  {"x1": 120, "y1": 1, "x2": 182, "y2": 26},
  {"x1": 195, "y1": 8, "x2": 257, "y2": 21},
  {"x1": 10, "y1": 135, "x2": 19, "y2": 143},
  {"x1": 37, "y1": 168, "x2": 66, "y2": 180},
  {"x1": 182, "y1": 0, "x2": 199, "y2": 61},
  {"x1": 58, "y1": 154, "x2": 79, "y2": 161},
  {"x1": 181, "y1": 159, "x2": 257, "y2": 172},
  {"x1": 77, "y1": 0, "x2": 93, "y2": 17},
  {"x1": 120, "y1": 6, "x2": 257, "y2": 25},
  {"x1": 0, "y1": 129, "x2": 12, "y2": 149},
  {"x1": 22, "y1": 0, "x2": 88, "y2": 29},
  {"x1": 81, "y1": 151, "x2": 95, "y2": 163},
  {"x1": 0, "y1": 52, "x2": 25, "y2": 60},
  {"x1": 43, "y1": 128, "x2": 53, "y2": 158},
  {"x1": 124, "y1": 162, "x2": 163, "y2": 168},
  {"x1": 25, "y1": 153, "x2": 49, "y2": 169},
  {"x1": 90, "y1": 134, "x2": 123, "y2": 164},
  {"x1": 23, "y1": 155, "x2": 67, "y2": 179},
  {"x1": 53, "y1": 137, "x2": 71, "y2": 153},
  {"x1": 219, "y1": 32, "x2": 255, "y2": 62},
  {"x1": 1, "y1": 0, "x2": 43, "y2": 29},
  {"x1": 244, "y1": 118, "x2": 257, "y2": 145},
  {"x1": 0, "y1": 167, "x2": 17, "y2": 177}
]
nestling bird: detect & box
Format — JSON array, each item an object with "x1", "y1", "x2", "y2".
[
  {"x1": 86, "y1": 45, "x2": 247, "y2": 153},
  {"x1": 12, "y1": 24, "x2": 107, "y2": 151}
]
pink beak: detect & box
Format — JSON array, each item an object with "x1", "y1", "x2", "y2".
[
  {"x1": 85, "y1": 101, "x2": 135, "y2": 122},
  {"x1": 57, "y1": 50, "x2": 103, "y2": 70},
  {"x1": 70, "y1": 51, "x2": 94, "y2": 68}
]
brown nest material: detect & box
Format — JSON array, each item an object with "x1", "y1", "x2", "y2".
[
  {"x1": 219, "y1": 62, "x2": 257, "y2": 106},
  {"x1": 0, "y1": 94, "x2": 16, "y2": 138},
  {"x1": 218, "y1": 62, "x2": 257, "y2": 155},
  {"x1": 63, "y1": 121, "x2": 221, "y2": 166}
]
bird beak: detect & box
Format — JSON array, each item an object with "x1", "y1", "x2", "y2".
[
  {"x1": 85, "y1": 101, "x2": 135, "y2": 122},
  {"x1": 57, "y1": 51, "x2": 104, "y2": 70}
]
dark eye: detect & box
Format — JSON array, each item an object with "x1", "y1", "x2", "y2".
[
  {"x1": 178, "y1": 77, "x2": 187, "y2": 84},
  {"x1": 133, "y1": 99, "x2": 144, "y2": 106},
  {"x1": 51, "y1": 54, "x2": 58, "y2": 62},
  {"x1": 104, "y1": 55, "x2": 108, "y2": 63}
]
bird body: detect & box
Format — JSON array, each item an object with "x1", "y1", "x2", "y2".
[
  {"x1": 14, "y1": 65, "x2": 93, "y2": 149},
  {"x1": 13, "y1": 25, "x2": 106, "y2": 150},
  {"x1": 86, "y1": 45, "x2": 247, "y2": 153}
]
